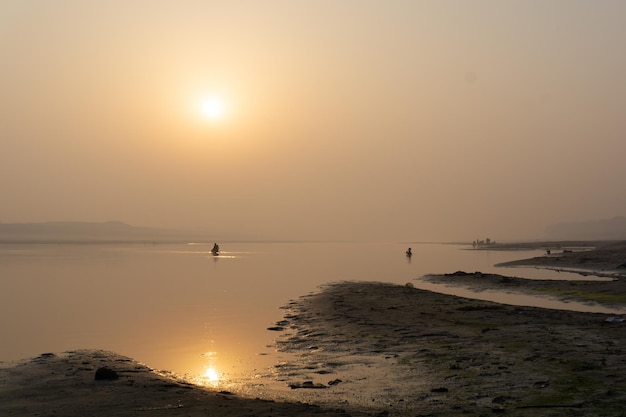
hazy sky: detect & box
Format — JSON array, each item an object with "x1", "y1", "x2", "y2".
[{"x1": 2, "y1": 1, "x2": 625, "y2": 242}]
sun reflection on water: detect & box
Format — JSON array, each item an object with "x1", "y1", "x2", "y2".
[
  {"x1": 204, "y1": 367, "x2": 219, "y2": 382},
  {"x1": 196, "y1": 351, "x2": 221, "y2": 386}
]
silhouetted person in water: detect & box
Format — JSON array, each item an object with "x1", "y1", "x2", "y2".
[
  {"x1": 211, "y1": 243, "x2": 220, "y2": 255},
  {"x1": 406, "y1": 247, "x2": 412, "y2": 257}
]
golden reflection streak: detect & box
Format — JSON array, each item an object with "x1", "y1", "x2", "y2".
[
  {"x1": 204, "y1": 367, "x2": 219, "y2": 382},
  {"x1": 196, "y1": 351, "x2": 221, "y2": 386}
]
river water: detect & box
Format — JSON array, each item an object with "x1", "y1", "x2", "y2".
[{"x1": 0, "y1": 241, "x2": 617, "y2": 384}]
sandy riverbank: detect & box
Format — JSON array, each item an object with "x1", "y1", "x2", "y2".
[
  {"x1": 0, "y1": 349, "x2": 374, "y2": 417},
  {"x1": 2, "y1": 241, "x2": 625, "y2": 416},
  {"x1": 268, "y1": 280, "x2": 626, "y2": 416},
  {"x1": 495, "y1": 240, "x2": 626, "y2": 278},
  {"x1": 420, "y1": 240, "x2": 626, "y2": 310},
  {"x1": 263, "y1": 241, "x2": 626, "y2": 415}
]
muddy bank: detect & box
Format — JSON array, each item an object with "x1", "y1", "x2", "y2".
[
  {"x1": 271, "y1": 281, "x2": 626, "y2": 416},
  {"x1": 0, "y1": 350, "x2": 374, "y2": 417},
  {"x1": 4, "y1": 241, "x2": 626, "y2": 416},
  {"x1": 422, "y1": 271, "x2": 626, "y2": 312},
  {"x1": 420, "y1": 240, "x2": 626, "y2": 311},
  {"x1": 3, "y1": 279, "x2": 626, "y2": 417},
  {"x1": 495, "y1": 240, "x2": 626, "y2": 278}
]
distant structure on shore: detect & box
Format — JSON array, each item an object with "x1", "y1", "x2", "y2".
[{"x1": 473, "y1": 238, "x2": 496, "y2": 249}]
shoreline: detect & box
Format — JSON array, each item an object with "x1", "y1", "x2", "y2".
[
  {"x1": 4, "y1": 281, "x2": 625, "y2": 416},
  {"x1": 0, "y1": 349, "x2": 374, "y2": 417},
  {"x1": 268, "y1": 280, "x2": 626, "y2": 416},
  {"x1": 494, "y1": 240, "x2": 626, "y2": 279},
  {"x1": 3, "y1": 241, "x2": 626, "y2": 416}
]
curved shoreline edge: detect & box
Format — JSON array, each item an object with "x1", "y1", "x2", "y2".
[
  {"x1": 3, "y1": 276, "x2": 626, "y2": 416},
  {"x1": 3, "y1": 241, "x2": 626, "y2": 416},
  {"x1": 485, "y1": 240, "x2": 626, "y2": 279},
  {"x1": 268, "y1": 280, "x2": 626, "y2": 416},
  {"x1": 0, "y1": 349, "x2": 374, "y2": 417}
]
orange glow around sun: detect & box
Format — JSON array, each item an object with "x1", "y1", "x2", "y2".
[{"x1": 199, "y1": 97, "x2": 226, "y2": 121}]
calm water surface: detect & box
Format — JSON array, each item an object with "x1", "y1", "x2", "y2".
[{"x1": 0, "y1": 241, "x2": 618, "y2": 384}]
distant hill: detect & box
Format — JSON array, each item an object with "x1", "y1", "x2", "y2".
[
  {"x1": 544, "y1": 216, "x2": 626, "y2": 240},
  {"x1": 0, "y1": 221, "x2": 209, "y2": 243}
]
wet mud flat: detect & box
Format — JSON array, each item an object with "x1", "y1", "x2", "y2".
[
  {"x1": 0, "y1": 350, "x2": 374, "y2": 417},
  {"x1": 3, "y1": 242, "x2": 626, "y2": 417},
  {"x1": 430, "y1": 240, "x2": 626, "y2": 310},
  {"x1": 422, "y1": 270, "x2": 626, "y2": 310},
  {"x1": 483, "y1": 240, "x2": 626, "y2": 279},
  {"x1": 270, "y1": 281, "x2": 626, "y2": 417}
]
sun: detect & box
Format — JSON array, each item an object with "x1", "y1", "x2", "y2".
[{"x1": 199, "y1": 97, "x2": 225, "y2": 120}]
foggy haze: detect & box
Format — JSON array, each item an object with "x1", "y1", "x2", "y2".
[{"x1": 2, "y1": 1, "x2": 625, "y2": 242}]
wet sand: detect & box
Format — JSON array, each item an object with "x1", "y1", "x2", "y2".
[
  {"x1": 494, "y1": 240, "x2": 626, "y2": 278},
  {"x1": 469, "y1": 240, "x2": 626, "y2": 277},
  {"x1": 0, "y1": 350, "x2": 373, "y2": 417},
  {"x1": 265, "y1": 241, "x2": 626, "y2": 415},
  {"x1": 430, "y1": 240, "x2": 626, "y2": 309},
  {"x1": 269, "y1": 281, "x2": 626, "y2": 416},
  {"x1": 2, "y1": 241, "x2": 625, "y2": 416}
]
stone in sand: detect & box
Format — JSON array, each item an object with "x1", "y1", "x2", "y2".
[{"x1": 94, "y1": 367, "x2": 119, "y2": 380}]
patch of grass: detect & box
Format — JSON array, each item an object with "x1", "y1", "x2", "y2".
[
  {"x1": 451, "y1": 320, "x2": 504, "y2": 332},
  {"x1": 396, "y1": 356, "x2": 413, "y2": 366},
  {"x1": 519, "y1": 358, "x2": 616, "y2": 413}
]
